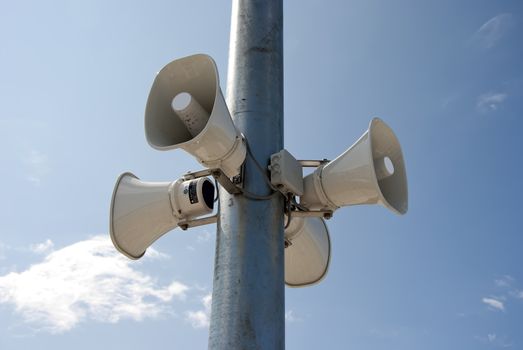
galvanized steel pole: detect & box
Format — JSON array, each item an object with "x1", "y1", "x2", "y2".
[{"x1": 208, "y1": 0, "x2": 284, "y2": 349}]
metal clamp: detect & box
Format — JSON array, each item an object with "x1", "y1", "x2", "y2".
[
  {"x1": 297, "y1": 159, "x2": 330, "y2": 168},
  {"x1": 178, "y1": 214, "x2": 218, "y2": 231},
  {"x1": 289, "y1": 209, "x2": 333, "y2": 220},
  {"x1": 183, "y1": 168, "x2": 242, "y2": 195}
]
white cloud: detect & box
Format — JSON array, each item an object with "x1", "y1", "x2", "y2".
[
  {"x1": 475, "y1": 333, "x2": 513, "y2": 348},
  {"x1": 477, "y1": 92, "x2": 507, "y2": 112},
  {"x1": 21, "y1": 149, "x2": 50, "y2": 186},
  {"x1": 29, "y1": 239, "x2": 54, "y2": 254},
  {"x1": 474, "y1": 14, "x2": 514, "y2": 49},
  {"x1": 185, "y1": 293, "x2": 212, "y2": 329},
  {"x1": 495, "y1": 275, "x2": 514, "y2": 288},
  {"x1": 0, "y1": 236, "x2": 188, "y2": 333},
  {"x1": 482, "y1": 297, "x2": 505, "y2": 311},
  {"x1": 285, "y1": 310, "x2": 302, "y2": 323},
  {"x1": 196, "y1": 230, "x2": 213, "y2": 244},
  {"x1": 143, "y1": 247, "x2": 170, "y2": 260}
]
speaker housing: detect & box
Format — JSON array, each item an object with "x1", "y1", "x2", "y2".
[
  {"x1": 301, "y1": 118, "x2": 408, "y2": 215},
  {"x1": 145, "y1": 54, "x2": 246, "y2": 178},
  {"x1": 284, "y1": 216, "x2": 331, "y2": 287},
  {"x1": 110, "y1": 172, "x2": 215, "y2": 259}
]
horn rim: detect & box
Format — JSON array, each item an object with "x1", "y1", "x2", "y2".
[
  {"x1": 368, "y1": 117, "x2": 408, "y2": 215},
  {"x1": 144, "y1": 53, "x2": 220, "y2": 151},
  {"x1": 285, "y1": 217, "x2": 331, "y2": 288},
  {"x1": 109, "y1": 172, "x2": 146, "y2": 260}
]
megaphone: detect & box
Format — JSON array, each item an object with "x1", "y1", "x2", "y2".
[
  {"x1": 110, "y1": 172, "x2": 215, "y2": 259},
  {"x1": 285, "y1": 217, "x2": 331, "y2": 287},
  {"x1": 301, "y1": 118, "x2": 408, "y2": 215},
  {"x1": 145, "y1": 54, "x2": 246, "y2": 178}
]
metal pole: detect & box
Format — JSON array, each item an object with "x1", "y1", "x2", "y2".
[{"x1": 208, "y1": 0, "x2": 284, "y2": 349}]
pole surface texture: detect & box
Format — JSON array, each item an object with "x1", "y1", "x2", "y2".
[{"x1": 208, "y1": 0, "x2": 284, "y2": 349}]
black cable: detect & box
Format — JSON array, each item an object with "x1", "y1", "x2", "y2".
[
  {"x1": 227, "y1": 138, "x2": 280, "y2": 200},
  {"x1": 245, "y1": 140, "x2": 280, "y2": 193},
  {"x1": 211, "y1": 138, "x2": 285, "y2": 201},
  {"x1": 213, "y1": 178, "x2": 220, "y2": 203},
  {"x1": 284, "y1": 193, "x2": 293, "y2": 229},
  {"x1": 291, "y1": 196, "x2": 309, "y2": 212}
]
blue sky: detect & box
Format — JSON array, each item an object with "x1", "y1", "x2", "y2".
[{"x1": 1, "y1": 1, "x2": 522, "y2": 349}]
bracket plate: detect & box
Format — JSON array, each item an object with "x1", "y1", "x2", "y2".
[
  {"x1": 178, "y1": 214, "x2": 218, "y2": 231},
  {"x1": 297, "y1": 159, "x2": 330, "y2": 167},
  {"x1": 183, "y1": 168, "x2": 242, "y2": 195},
  {"x1": 289, "y1": 209, "x2": 333, "y2": 219}
]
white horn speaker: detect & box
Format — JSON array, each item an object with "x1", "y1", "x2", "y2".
[
  {"x1": 301, "y1": 118, "x2": 408, "y2": 215},
  {"x1": 284, "y1": 217, "x2": 331, "y2": 287},
  {"x1": 110, "y1": 172, "x2": 215, "y2": 259},
  {"x1": 145, "y1": 54, "x2": 246, "y2": 178}
]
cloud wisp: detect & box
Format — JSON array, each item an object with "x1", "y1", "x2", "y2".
[
  {"x1": 0, "y1": 236, "x2": 188, "y2": 333},
  {"x1": 475, "y1": 333, "x2": 514, "y2": 348},
  {"x1": 473, "y1": 14, "x2": 514, "y2": 49},
  {"x1": 21, "y1": 149, "x2": 50, "y2": 186},
  {"x1": 185, "y1": 293, "x2": 212, "y2": 329},
  {"x1": 495, "y1": 275, "x2": 515, "y2": 288},
  {"x1": 482, "y1": 297, "x2": 505, "y2": 312},
  {"x1": 29, "y1": 239, "x2": 54, "y2": 254},
  {"x1": 490, "y1": 275, "x2": 523, "y2": 300},
  {"x1": 477, "y1": 92, "x2": 507, "y2": 113},
  {"x1": 285, "y1": 310, "x2": 303, "y2": 323}
]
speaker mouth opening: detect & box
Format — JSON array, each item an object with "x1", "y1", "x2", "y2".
[
  {"x1": 145, "y1": 54, "x2": 218, "y2": 150},
  {"x1": 202, "y1": 179, "x2": 215, "y2": 210}
]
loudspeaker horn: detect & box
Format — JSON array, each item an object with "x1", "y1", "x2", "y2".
[
  {"x1": 110, "y1": 172, "x2": 215, "y2": 259},
  {"x1": 285, "y1": 216, "x2": 331, "y2": 287},
  {"x1": 301, "y1": 118, "x2": 408, "y2": 215},
  {"x1": 145, "y1": 54, "x2": 246, "y2": 178}
]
